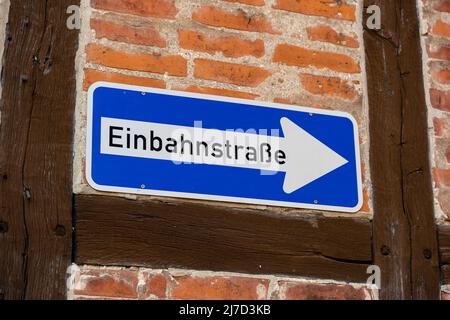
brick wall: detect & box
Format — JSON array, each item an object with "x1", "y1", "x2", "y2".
[
  {"x1": 419, "y1": 0, "x2": 450, "y2": 223},
  {"x1": 0, "y1": 0, "x2": 446, "y2": 301},
  {"x1": 72, "y1": 0, "x2": 369, "y2": 300},
  {"x1": 418, "y1": 0, "x2": 450, "y2": 299},
  {"x1": 72, "y1": 0, "x2": 371, "y2": 300},
  {"x1": 73, "y1": 0, "x2": 371, "y2": 217},
  {"x1": 67, "y1": 265, "x2": 377, "y2": 300}
]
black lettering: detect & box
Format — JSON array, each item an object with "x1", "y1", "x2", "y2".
[
  {"x1": 234, "y1": 145, "x2": 244, "y2": 160},
  {"x1": 261, "y1": 143, "x2": 271, "y2": 163},
  {"x1": 275, "y1": 150, "x2": 286, "y2": 165},
  {"x1": 150, "y1": 130, "x2": 162, "y2": 151},
  {"x1": 109, "y1": 126, "x2": 123, "y2": 148},
  {"x1": 225, "y1": 141, "x2": 232, "y2": 159},
  {"x1": 126, "y1": 128, "x2": 131, "y2": 148},
  {"x1": 166, "y1": 138, "x2": 177, "y2": 153},
  {"x1": 180, "y1": 135, "x2": 193, "y2": 155},
  {"x1": 211, "y1": 143, "x2": 223, "y2": 158},
  {"x1": 246, "y1": 146, "x2": 257, "y2": 162},
  {"x1": 134, "y1": 135, "x2": 147, "y2": 150},
  {"x1": 196, "y1": 141, "x2": 209, "y2": 157}
]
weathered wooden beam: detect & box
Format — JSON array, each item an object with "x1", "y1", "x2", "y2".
[
  {"x1": 438, "y1": 226, "x2": 450, "y2": 284},
  {"x1": 442, "y1": 266, "x2": 450, "y2": 285},
  {"x1": 75, "y1": 194, "x2": 373, "y2": 283},
  {"x1": 439, "y1": 225, "x2": 450, "y2": 265},
  {"x1": 364, "y1": 0, "x2": 440, "y2": 299},
  {"x1": 0, "y1": 0, "x2": 79, "y2": 299}
]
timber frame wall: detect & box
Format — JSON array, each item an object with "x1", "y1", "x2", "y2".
[{"x1": 0, "y1": 0, "x2": 449, "y2": 300}]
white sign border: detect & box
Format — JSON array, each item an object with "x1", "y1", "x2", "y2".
[{"x1": 86, "y1": 81, "x2": 364, "y2": 213}]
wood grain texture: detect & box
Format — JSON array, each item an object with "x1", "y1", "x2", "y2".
[
  {"x1": 442, "y1": 265, "x2": 450, "y2": 285},
  {"x1": 0, "y1": 0, "x2": 79, "y2": 299},
  {"x1": 75, "y1": 195, "x2": 372, "y2": 283},
  {"x1": 439, "y1": 225, "x2": 450, "y2": 265},
  {"x1": 439, "y1": 226, "x2": 450, "y2": 284},
  {"x1": 364, "y1": 0, "x2": 440, "y2": 299}
]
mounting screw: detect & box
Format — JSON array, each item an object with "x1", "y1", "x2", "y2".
[
  {"x1": 141, "y1": 92, "x2": 146, "y2": 96},
  {"x1": 24, "y1": 188, "x2": 31, "y2": 200},
  {"x1": 54, "y1": 225, "x2": 66, "y2": 237},
  {"x1": 0, "y1": 221, "x2": 8, "y2": 234},
  {"x1": 313, "y1": 200, "x2": 318, "y2": 204},
  {"x1": 381, "y1": 245, "x2": 391, "y2": 256},
  {"x1": 423, "y1": 249, "x2": 432, "y2": 260},
  {"x1": 22, "y1": 16, "x2": 30, "y2": 27},
  {"x1": 141, "y1": 184, "x2": 146, "y2": 189}
]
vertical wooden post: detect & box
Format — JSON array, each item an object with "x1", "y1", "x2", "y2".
[
  {"x1": 364, "y1": 0, "x2": 440, "y2": 299},
  {"x1": 0, "y1": 0, "x2": 79, "y2": 299}
]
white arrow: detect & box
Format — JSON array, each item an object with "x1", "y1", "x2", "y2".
[
  {"x1": 280, "y1": 117, "x2": 348, "y2": 193},
  {"x1": 100, "y1": 117, "x2": 348, "y2": 194}
]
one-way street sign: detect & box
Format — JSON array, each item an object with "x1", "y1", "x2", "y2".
[{"x1": 87, "y1": 82, "x2": 363, "y2": 213}]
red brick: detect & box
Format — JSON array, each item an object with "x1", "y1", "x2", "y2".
[
  {"x1": 194, "y1": 58, "x2": 271, "y2": 87},
  {"x1": 74, "y1": 269, "x2": 138, "y2": 299},
  {"x1": 434, "y1": 117, "x2": 448, "y2": 137},
  {"x1": 139, "y1": 272, "x2": 167, "y2": 299},
  {"x1": 273, "y1": 97, "x2": 293, "y2": 105},
  {"x1": 86, "y1": 44, "x2": 187, "y2": 77},
  {"x1": 273, "y1": 43, "x2": 360, "y2": 73},
  {"x1": 73, "y1": 295, "x2": 122, "y2": 300},
  {"x1": 434, "y1": 0, "x2": 450, "y2": 13},
  {"x1": 273, "y1": 0, "x2": 356, "y2": 21},
  {"x1": 361, "y1": 188, "x2": 371, "y2": 213},
  {"x1": 275, "y1": 281, "x2": 370, "y2": 300},
  {"x1": 223, "y1": 0, "x2": 265, "y2": 6},
  {"x1": 83, "y1": 69, "x2": 166, "y2": 91},
  {"x1": 91, "y1": 19, "x2": 166, "y2": 47},
  {"x1": 433, "y1": 168, "x2": 450, "y2": 187},
  {"x1": 431, "y1": 65, "x2": 450, "y2": 85},
  {"x1": 307, "y1": 25, "x2": 359, "y2": 48},
  {"x1": 435, "y1": 137, "x2": 450, "y2": 167},
  {"x1": 432, "y1": 19, "x2": 450, "y2": 37},
  {"x1": 192, "y1": 6, "x2": 279, "y2": 34},
  {"x1": 300, "y1": 73, "x2": 358, "y2": 100},
  {"x1": 430, "y1": 88, "x2": 450, "y2": 111},
  {"x1": 170, "y1": 276, "x2": 269, "y2": 300},
  {"x1": 92, "y1": 0, "x2": 177, "y2": 19},
  {"x1": 175, "y1": 85, "x2": 259, "y2": 100},
  {"x1": 273, "y1": 97, "x2": 332, "y2": 110},
  {"x1": 428, "y1": 44, "x2": 450, "y2": 61},
  {"x1": 179, "y1": 30, "x2": 264, "y2": 58}
]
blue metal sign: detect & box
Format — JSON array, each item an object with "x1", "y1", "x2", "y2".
[{"x1": 87, "y1": 82, "x2": 363, "y2": 213}]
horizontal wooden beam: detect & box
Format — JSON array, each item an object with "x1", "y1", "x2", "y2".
[
  {"x1": 74, "y1": 194, "x2": 373, "y2": 283},
  {"x1": 438, "y1": 226, "x2": 450, "y2": 284},
  {"x1": 442, "y1": 265, "x2": 450, "y2": 285}
]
